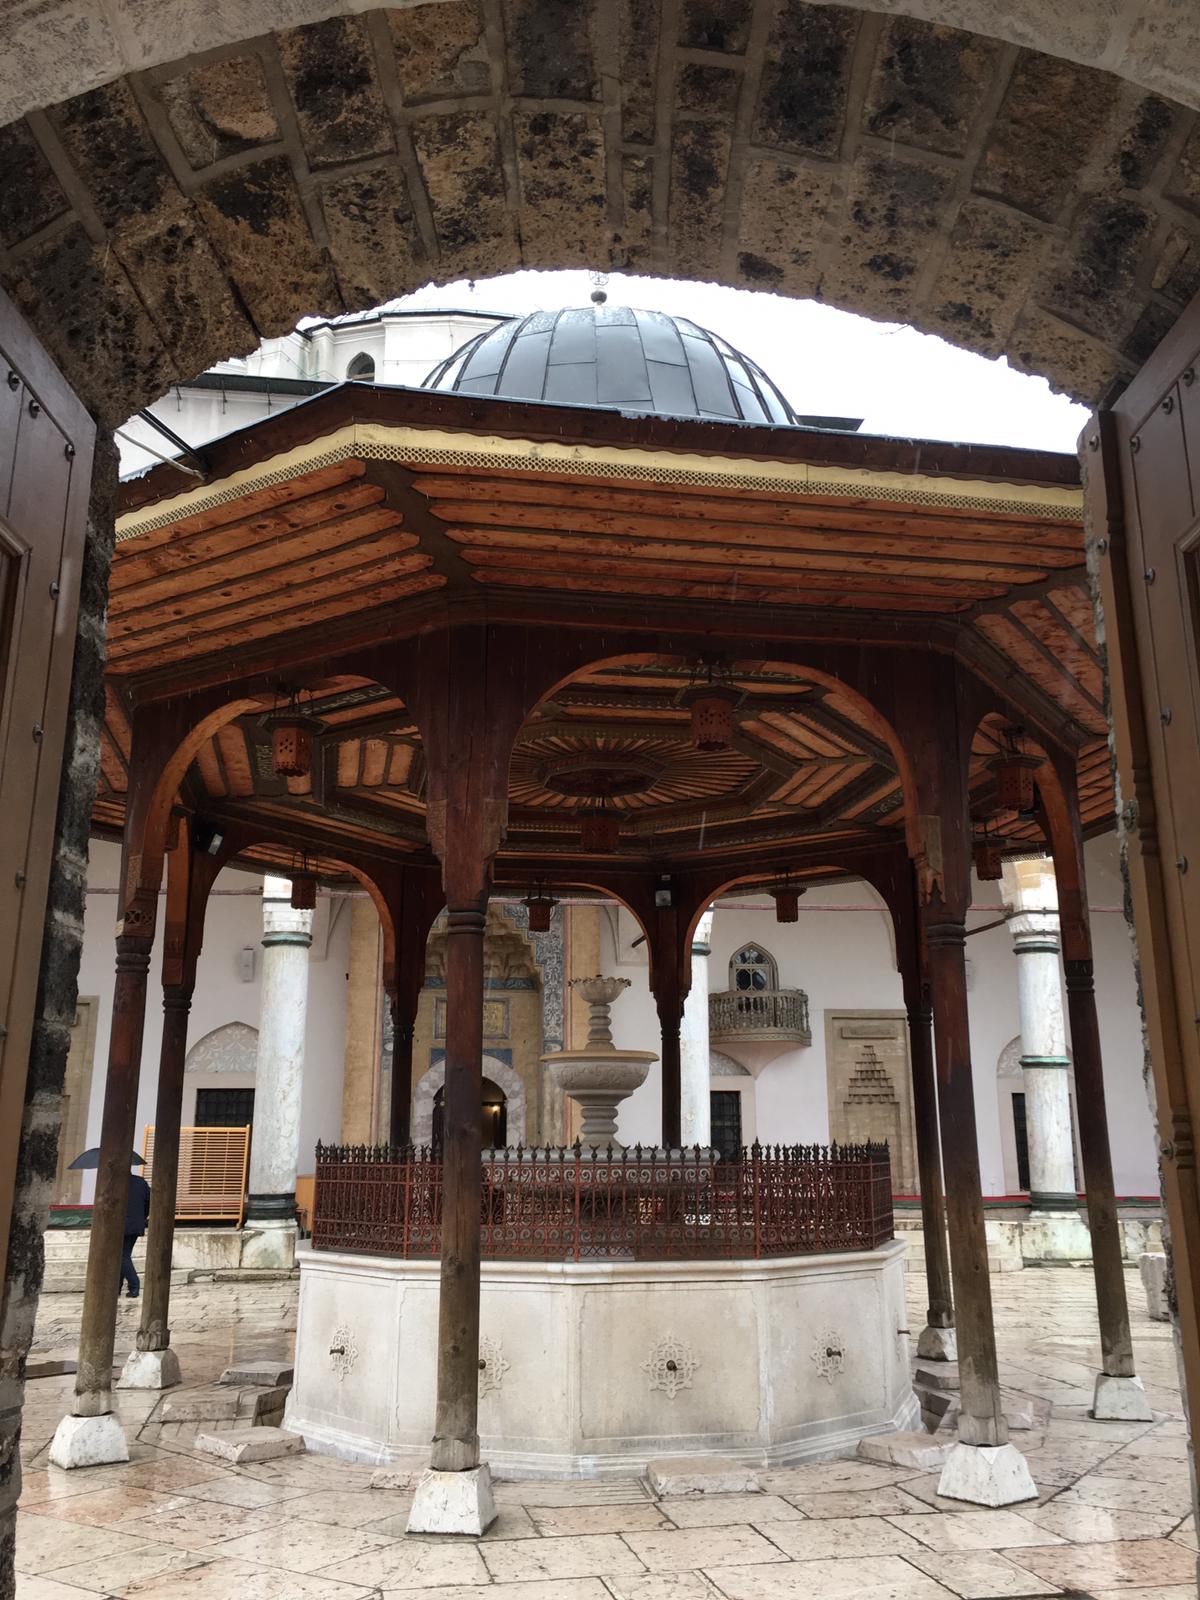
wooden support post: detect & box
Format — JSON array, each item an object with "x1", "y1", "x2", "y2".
[
  {"x1": 431, "y1": 895, "x2": 488, "y2": 1472},
  {"x1": 1043, "y1": 756, "x2": 1150, "y2": 1419},
  {"x1": 907, "y1": 994, "x2": 956, "y2": 1357},
  {"x1": 648, "y1": 899, "x2": 689, "y2": 1150},
  {"x1": 130, "y1": 985, "x2": 190, "y2": 1362},
  {"x1": 389, "y1": 997, "x2": 414, "y2": 1147}
]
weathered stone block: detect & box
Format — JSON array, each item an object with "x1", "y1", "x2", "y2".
[
  {"x1": 0, "y1": 121, "x2": 68, "y2": 248},
  {"x1": 647, "y1": 1456, "x2": 762, "y2": 1495},
  {"x1": 1140, "y1": 1251, "x2": 1170, "y2": 1321},
  {"x1": 196, "y1": 1426, "x2": 304, "y2": 1463},
  {"x1": 679, "y1": 0, "x2": 751, "y2": 53},
  {"x1": 320, "y1": 166, "x2": 425, "y2": 308},
  {"x1": 278, "y1": 17, "x2": 393, "y2": 169},
  {"x1": 1010, "y1": 305, "x2": 1126, "y2": 405},
  {"x1": 1151, "y1": 228, "x2": 1200, "y2": 308},
  {"x1": 922, "y1": 200, "x2": 1049, "y2": 353},
  {"x1": 1045, "y1": 197, "x2": 1154, "y2": 337},
  {"x1": 194, "y1": 156, "x2": 339, "y2": 338},
  {"x1": 50, "y1": 79, "x2": 170, "y2": 232},
  {"x1": 866, "y1": 18, "x2": 1004, "y2": 158},
  {"x1": 754, "y1": 3, "x2": 858, "y2": 157},
  {"x1": 620, "y1": 153, "x2": 654, "y2": 271},
  {"x1": 676, "y1": 63, "x2": 740, "y2": 116},
  {"x1": 407, "y1": 1464, "x2": 496, "y2": 1535},
  {"x1": 157, "y1": 56, "x2": 279, "y2": 169},
  {"x1": 670, "y1": 120, "x2": 732, "y2": 278},
  {"x1": 502, "y1": 0, "x2": 597, "y2": 100},
  {"x1": 221, "y1": 1361, "x2": 295, "y2": 1388},
  {"x1": 412, "y1": 114, "x2": 517, "y2": 279},
  {"x1": 977, "y1": 52, "x2": 1117, "y2": 222},
  {"x1": 386, "y1": 1, "x2": 489, "y2": 102},
  {"x1": 737, "y1": 157, "x2": 832, "y2": 296},
  {"x1": 619, "y1": 0, "x2": 660, "y2": 145},
  {"x1": 859, "y1": 1430, "x2": 952, "y2": 1470},
  {"x1": 832, "y1": 152, "x2": 954, "y2": 319},
  {"x1": 512, "y1": 110, "x2": 608, "y2": 268}
]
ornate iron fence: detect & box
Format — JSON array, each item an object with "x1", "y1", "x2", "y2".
[{"x1": 311, "y1": 1142, "x2": 892, "y2": 1261}]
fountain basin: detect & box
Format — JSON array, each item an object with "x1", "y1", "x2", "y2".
[{"x1": 544, "y1": 1050, "x2": 657, "y2": 1148}]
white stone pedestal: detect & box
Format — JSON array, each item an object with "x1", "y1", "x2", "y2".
[
  {"x1": 937, "y1": 1441, "x2": 1037, "y2": 1506},
  {"x1": 48, "y1": 1413, "x2": 129, "y2": 1469},
  {"x1": 407, "y1": 1466, "x2": 496, "y2": 1535},
  {"x1": 242, "y1": 1219, "x2": 299, "y2": 1270},
  {"x1": 916, "y1": 1324, "x2": 957, "y2": 1362},
  {"x1": 116, "y1": 1348, "x2": 182, "y2": 1390},
  {"x1": 1093, "y1": 1372, "x2": 1154, "y2": 1422},
  {"x1": 680, "y1": 909, "x2": 714, "y2": 1148}
]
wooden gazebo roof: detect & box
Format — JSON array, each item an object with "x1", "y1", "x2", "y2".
[{"x1": 100, "y1": 384, "x2": 1102, "y2": 886}]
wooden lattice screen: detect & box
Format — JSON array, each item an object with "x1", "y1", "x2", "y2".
[{"x1": 142, "y1": 1125, "x2": 251, "y2": 1224}]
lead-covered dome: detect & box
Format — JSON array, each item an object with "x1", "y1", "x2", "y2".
[{"x1": 423, "y1": 305, "x2": 797, "y2": 425}]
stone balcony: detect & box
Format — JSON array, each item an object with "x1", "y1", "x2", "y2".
[{"x1": 708, "y1": 988, "x2": 812, "y2": 1046}]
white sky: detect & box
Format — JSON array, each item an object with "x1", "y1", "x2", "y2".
[{"x1": 394, "y1": 269, "x2": 1090, "y2": 455}]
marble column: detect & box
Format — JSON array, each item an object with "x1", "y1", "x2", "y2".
[
  {"x1": 680, "y1": 908, "x2": 714, "y2": 1149},
  {"x1": 1009, "y1": 905, "x2": 1077, "y2": 1212},
  {"x1": 244, "y1": 875, "x2": 312, "y2": 1267}
]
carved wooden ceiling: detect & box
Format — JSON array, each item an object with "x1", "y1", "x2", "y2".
[{"x1": 99, "y1": 386, "x2": 1108, "y2": 885}]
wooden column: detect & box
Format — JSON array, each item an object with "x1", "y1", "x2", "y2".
[
  {"x1": 386, "y1": 867, "x2": 444, "y2": 1148},
  {"x1": 888, "y1": 658, "x2": 1033, "y2": 1499},
  {"x1": 1045, "y1": 755, "x2": 1149, "y2": 1416},
  {"x1": 431, "y1": 893, "x2": 488, "y2": 1471},
  {"x1": 907, "y1": 994, "x2": 956, "y2": 1351},
  {"x1": 648, "y1": 899, "x2": 688, "y2": 1149},
  {"x1": 126, "y1": 820, "x2": 225, "y2": 1381},
  {"x1": 925, "y1": 911, "x2": 1007, "y2": 1446},
  {"x1": 388, "y1": 996, "x2": 415, "y2": 1147},
  {"x1": 134, "y1": 985, "x2": 190, "y2": 1355}
]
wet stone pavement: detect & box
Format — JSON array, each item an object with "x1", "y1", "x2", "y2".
[{"x1": 13, "y1": 1265, "x2": 1198, "y2": 1598}]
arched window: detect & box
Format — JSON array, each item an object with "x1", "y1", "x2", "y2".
[
  {"x1": 729, "y1": 943, "x2": 778, "y2": 993},
  {"x1": 346, "y1": 351, "x2": 376, "y2": 381}
]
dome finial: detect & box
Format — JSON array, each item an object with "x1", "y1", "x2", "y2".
[{"x1": 588, "y1": 269, "x2": 608, "y2": 305}]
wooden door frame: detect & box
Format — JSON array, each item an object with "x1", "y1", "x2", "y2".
[
  {"x1": 1086, "y1": 289, "x2": 1200, "y2": 1424},
  {"x1": 0, "y1": 286, "x2": 95, "y2": 1283}
]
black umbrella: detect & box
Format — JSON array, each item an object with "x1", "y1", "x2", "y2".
[{"x1": 68, "y1": 1148, "x2": 145, "y2": 1171}]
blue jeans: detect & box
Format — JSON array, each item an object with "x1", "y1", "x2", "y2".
[{"x1": 120, "y1": 1234, "x2": 140, "y2": 1297}]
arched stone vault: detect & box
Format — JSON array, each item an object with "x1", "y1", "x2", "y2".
[{"x1": 1, "y1": 1, "x2": 1198, "y2": 423}]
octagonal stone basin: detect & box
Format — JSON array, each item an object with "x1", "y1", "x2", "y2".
[{"x1": 543, "y1": 1050, "x2": 657, "y2": 1149}]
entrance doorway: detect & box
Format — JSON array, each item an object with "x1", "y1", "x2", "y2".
[{"x1": 432, "y1": 1077, "x2": 508, "y2": 1155}]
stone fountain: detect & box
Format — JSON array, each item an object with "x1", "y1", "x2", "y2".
[{"x1": 542, "y1": 976, "x2": 657, "y2": 1148}]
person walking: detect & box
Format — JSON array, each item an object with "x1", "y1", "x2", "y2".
[{"x1": 121, "y1": 1162, "x2": 151, "y2": 1299}]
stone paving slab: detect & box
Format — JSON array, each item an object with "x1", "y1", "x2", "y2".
[{"x1": 12, "y1": 1266, "x2": 1195, "y2": 1600}]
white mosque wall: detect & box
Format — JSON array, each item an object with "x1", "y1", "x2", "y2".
[
  {"x1": 72, "y1": 840, "x2": 352, "y2": 1200},
  {"x1": 69, "y1": 832, "x2": 1158, "y2": 1202}
]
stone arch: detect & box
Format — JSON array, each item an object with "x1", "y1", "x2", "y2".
[
  {"x1": 411, "y1": 1053, "x2": 527, "y2": 1148},
  {"x1": 0, "y1": 7, "x2": 1192, "y2": 424},
  {"x1": 185, "y1": 1020, "x2": 258, "y2": 1076}
]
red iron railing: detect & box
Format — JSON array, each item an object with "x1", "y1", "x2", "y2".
[{"x1": 311, "y1": 1142, "x2": 893, "y2": 1261}]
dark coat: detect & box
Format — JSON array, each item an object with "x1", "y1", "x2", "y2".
[{"x1": 124, "y1": 1173, "x2": 151, "y2": 1238}]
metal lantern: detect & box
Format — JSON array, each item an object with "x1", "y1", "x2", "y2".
[
  {"x1": 973, "y1": 837, "x2": 1004, "y2": 881},
  {"x1": 264, "y1": 704, "x2": 324, "y2": 780},
  {"x1": 679, "y1": 663, "x2": 743, "y2": 751},
  {"x1": 580, "y1": 808, "x2": 619, "y2": 853},
  {"x1": 290, "y1": 872, "x2": 318, "y2": 910},
  {"x1": 773, "y1": 884, "x2": 803, "y2": 923},
  {"x1": 523, "y1": 884, "x2": 558, "y2": 933},
  {"x1": 990, "y1": 752, "x2": 1040, "y2": 813}
]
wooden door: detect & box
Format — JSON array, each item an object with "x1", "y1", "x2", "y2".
[
  {"x1": 0, "y1": 286, "x2": 95, "y2": 1282},
  {"x1": 1086, "y1": 288, "x2": 1200, "y2": 1421}
]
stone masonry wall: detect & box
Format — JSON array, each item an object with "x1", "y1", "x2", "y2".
[
  {"x1": 0, "y1": 438, "x2": 117, "y2": 1600},
  {"x1": 0, "y1": 3, "x2": 1198, "y2": 422}
]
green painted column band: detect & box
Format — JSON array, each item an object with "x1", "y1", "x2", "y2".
[
  {"x1": 1019, "y1": 1054, "x2": 1071, "y2": 1069},
  {"x1": 262, "y1": 932, "x2": 313, "y2": 950}
]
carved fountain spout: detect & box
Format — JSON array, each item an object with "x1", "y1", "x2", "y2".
[{"x1": 542, "y1": 976, "x2": 657, "y2": 1149}]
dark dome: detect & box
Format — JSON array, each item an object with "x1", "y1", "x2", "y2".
[{"x1": 422, "y1": 305, "x2": 797, "y2": 425}]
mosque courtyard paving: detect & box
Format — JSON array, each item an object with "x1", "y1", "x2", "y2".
[{"x1": 12, "y1": 1264, "x2": 1197, "y2": 1599}]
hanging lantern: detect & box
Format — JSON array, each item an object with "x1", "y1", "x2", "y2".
[
  {"x1": 263, "y1": 693, "x2": 324, "y2": 780},
  {"x1": 989, "y1": 744, "x2": 1040, "y2": 813},
  {"x1": 772, "y1": 883, "x2": 804, "y2": 923},
  {"x1": 580, "y1": 806, "x2": 619, "y2": 853},
  {"x1": 679, "y1": 662, "x2": 744, "y2": 751},
  {"x1": 290, "y1": 871, "x2": 317, "y2": 910},
  {"x1": 973, "y1": 836, "x2": 1004, "y2": 881},
  {"x1": 523, "y1": 882, "x2": 558, "y2": 933}
]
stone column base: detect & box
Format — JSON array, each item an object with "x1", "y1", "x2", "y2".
[
  {"x1": 116, "y1": 1348, "x2": 182, "y2": 1390},
  {"x1": 1093, "y1": 1372, "x2": 1154, "y2": 1422},
  {"x1": 916, "y1": 1324, "x2": 957, "y2": 1362},
  {"x1": 48, "y1": 1413, "x2": 130, "y2": 1469},
  {"x1": 241, "y1": 1219, "x2": 298, "y2": 1270},
  {"x1": 406, "y1": 1465, "x2": 496, "y2": 1535},
  {"x1": 936, "y1": 1442, "x2": 1037, "y2": 1506}
]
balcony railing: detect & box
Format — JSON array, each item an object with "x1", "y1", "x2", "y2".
[
  {"x1": 709, "y1": 987, "x2": 811, "y2": 1045},
  {"x1": 311, "y1": 1141, "x2": 891, "y2": 1261}
]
